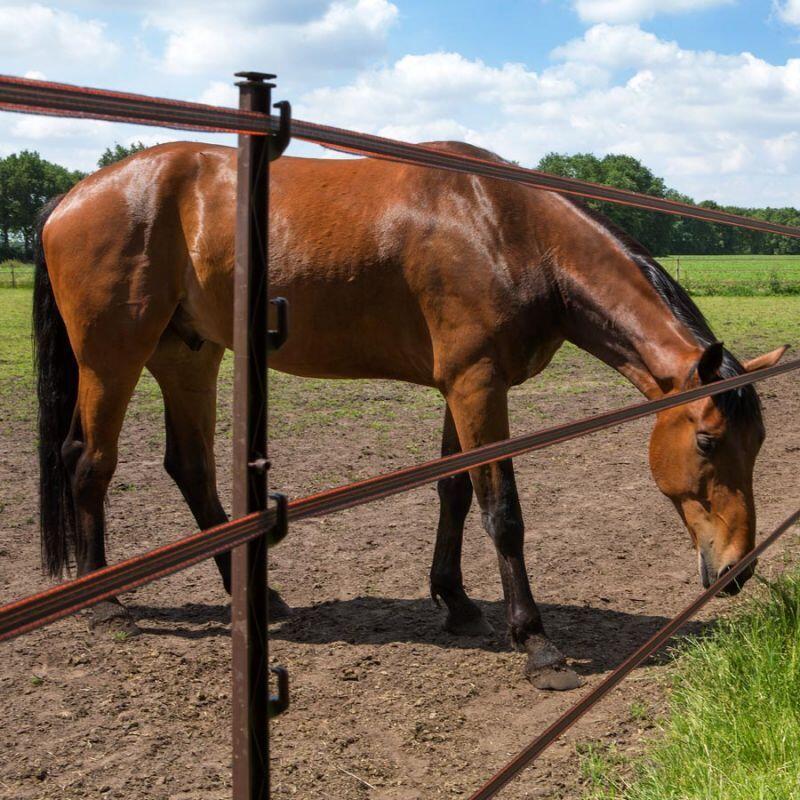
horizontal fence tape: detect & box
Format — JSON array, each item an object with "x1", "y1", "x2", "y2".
[
  {"x1": 1, "y1": 74, "x2": 800, "y2": 238},
  {"x1": 468, "y1": 506, "x2": 800, "y2": 800},
  {"x1": 2, "y1": 356, "x2": 799, "y2": 643}
]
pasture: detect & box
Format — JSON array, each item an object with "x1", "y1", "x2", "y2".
[
  {"x1": 1, "y1": 288, "x2": 800, "y2": 799},
  {"x1": 657, "y1": 254, "x2": 800, "y2": 295}
]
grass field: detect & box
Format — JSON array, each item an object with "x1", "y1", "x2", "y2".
[
  {"x1": 657, "y1": 255, "x2": 800, "y2": 295},
  {"x1": 7, "y1": 255, "x2": 800, "y2": 294},
  {"x1": 0, "y1": 260, "x2": 34, "y2": 289},
  {"x1": 581, "y1": 573, "x2": 800, "y2": 799}
]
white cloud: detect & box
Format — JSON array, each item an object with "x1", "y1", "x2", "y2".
[
  {"x1": 150, "y1": 0, "x2": 398, "y2": 78},
  {"x1": 573, "y1": 0, "x2": 734, "y2": 24},
  {"x1": 197, "y1": 81, "x2": 239, "y2": 108},
  {"x1": 775, "y1": 0, "x2": 800, "y2": 25},
  {"x1": 0, "y1": 4, "x2": 118, "y2": 68},
  {"x1": 294, "y1": 26, "x2": 800, "y2": 206},
  {"x1": 4, "y1": 4, "x2": 800, "y2": 207}
]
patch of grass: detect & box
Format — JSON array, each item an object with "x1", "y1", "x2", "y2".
[
  {"x1": 658, "y1": 255, "x2": 800, "y2": 296},
  {"x1": 578, "y1": 742, "x2": 627, "y2": 798},
  {"x1": 0, "y1": 260, "x2": 34, "y2": 289},
  {"x1": 629, "y1": 701, "x2": 650, "y2": 724},
  {"x1": 0, "y1": 288, "x2": 36, "y2": 422},
  {"x1": 581, "y1": 572, "x2": 800, "y2": 800}
]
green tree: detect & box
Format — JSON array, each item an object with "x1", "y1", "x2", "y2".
[
  {"x1": 0, "y1": 151, "x2": 84, "y2": 259},
  {"x1": 97, "y1": 141, "x2": 149, "y2": 168},
  {"x1": 536, "y1": 151, "x2": 673, "y2": 255}
]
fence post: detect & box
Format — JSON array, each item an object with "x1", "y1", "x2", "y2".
[
  {"x1": 11, "y1": 262, "x2": 15, "y2": 288},
  {"x1": 231, "y1": 71, "x2": 274, "y2": 800}
]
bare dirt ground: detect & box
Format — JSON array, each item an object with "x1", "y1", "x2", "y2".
[{"x1": 2, "y1": 338, "x2": 800, "y2": 800}]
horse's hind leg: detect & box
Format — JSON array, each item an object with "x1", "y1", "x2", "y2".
[
  {"x1": 147, "y1": 334, "x2": 231, "y2": 589},
  {"x1": 445, "y1": 363, "x2": 582, "y2": 689},
  {"x1": 65, "y1": 357, "x2": 150, "y2": 635},
  {"x1": 146, "y1": 333, "x2": 291, "y2": 617},
  {"x1": 431, "y1": 405, "x2": 493, "y2": 636}
]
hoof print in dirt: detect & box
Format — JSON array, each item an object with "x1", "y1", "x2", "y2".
[{"x1": 444, "y1": 613, "x2": 494, "y2": 637}]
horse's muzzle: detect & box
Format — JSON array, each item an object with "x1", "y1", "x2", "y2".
[
  {"x1": 700, "y1": 557, "x2": 757, "y2": 597},
  {"x1": 701, "y1": 557, "x2": 757, "y2": 596}
]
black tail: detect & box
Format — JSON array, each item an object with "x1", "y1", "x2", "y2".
[{"x1": 33, "y1": 195, "x2": 78, "y2": 577}]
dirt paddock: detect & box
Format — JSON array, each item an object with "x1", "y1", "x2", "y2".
[{"x1": 2, "y1": 330, "x2": 799, "y2": 799}]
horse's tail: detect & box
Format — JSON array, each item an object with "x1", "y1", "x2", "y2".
[{"x1": 33, "y1": 194, "x2": 78, "y2": 577}]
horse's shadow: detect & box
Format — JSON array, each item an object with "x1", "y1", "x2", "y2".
[{"x1": 131, "y1": 595, "x2": 713, "y2": 676}]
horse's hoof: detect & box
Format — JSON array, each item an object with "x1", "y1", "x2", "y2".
[
  {"x1": 524, "y1": 634, "x2": 583, "y2": 690},
  {"x1": 87, "y1": 601, "x2": 141, "y2": 638},
  {"x1": 268, "y1": 590, "x2": 292, "y2": 621},
  {"x1": 529, "y1": 666, "x2": 584, "y2": 691},
  {"x1": 444, "y1": 612, "x2": 494, "y2": 637}
]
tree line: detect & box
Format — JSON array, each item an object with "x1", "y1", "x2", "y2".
[
  {"x1": 1, "y1": 143, "x2": 797, "y2": 260},
  {"x1": 536, "y1": 152, "x2": 800, "y2": 257}
]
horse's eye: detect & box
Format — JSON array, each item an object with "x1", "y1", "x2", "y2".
[{"x1": 696, "y1": 434, "x2": 717, "y2": 456}]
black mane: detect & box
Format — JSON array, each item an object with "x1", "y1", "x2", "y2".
[{"x1": 567, "y1": 198, "x2": 762, "y2": 426}]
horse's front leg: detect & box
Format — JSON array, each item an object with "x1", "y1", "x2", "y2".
[
  {"x1": 431, "y1": 405, "x2": 493, "y2": 636},
  {"x1": 445, "y1": 364, "x2": 582, "y2": 689}
]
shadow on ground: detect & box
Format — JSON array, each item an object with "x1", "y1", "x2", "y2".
[{"x1": 130, "y1": 595, "x2": 714, "y2": 676}]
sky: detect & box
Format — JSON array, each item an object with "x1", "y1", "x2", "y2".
[{"x1": 3, "y1": 1, "x2": 800, "y2": 206}]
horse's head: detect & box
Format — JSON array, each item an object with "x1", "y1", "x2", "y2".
[{"x1": 648, "y1": 342, "x2": 788, "y2": 595}]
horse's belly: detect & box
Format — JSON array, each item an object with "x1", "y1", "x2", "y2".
[{"x1": 266, "y1": 283, "x2": 435, "y2": 384}]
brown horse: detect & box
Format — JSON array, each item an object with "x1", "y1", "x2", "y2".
[{"x1": 35, "y1": 141, "x2": 786, "y2": 689}]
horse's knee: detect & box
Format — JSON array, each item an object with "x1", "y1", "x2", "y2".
[{"x1": 481, "y1": 506, "x2": 524, "y2": 552}]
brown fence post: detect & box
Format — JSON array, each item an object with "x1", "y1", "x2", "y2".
[{"x1": 231, "y1": 71, "x2": 273, "y2": 800}]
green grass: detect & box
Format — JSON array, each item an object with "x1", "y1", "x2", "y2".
[
  {"x1": 658, "y1": 255, "x2": 800, "y2": 296},
  {"x1": 0, "y1": 260, "x2": 34, "y2": 289},
  {"x1": 581, "y1": 572, "x2": 800, "y2": 800}
]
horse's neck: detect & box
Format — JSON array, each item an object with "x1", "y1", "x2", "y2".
[{"x1": 554, "y1": 250, "x2": 703, "y2": 400}]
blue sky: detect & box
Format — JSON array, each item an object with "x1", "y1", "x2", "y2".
[{"x1": 3, "y1": 1, "x2": 800, "y2": 206}]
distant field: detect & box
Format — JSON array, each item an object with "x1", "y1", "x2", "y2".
[
  {"x1": 0, "y1": 260, "x2": 33, "y2": 289},
  {"x1": 6, "y1": 255, "x2": 800, "y2": 295},
  {"x1": 657, "y1": 255, "x2": 800, "y2": 295}
]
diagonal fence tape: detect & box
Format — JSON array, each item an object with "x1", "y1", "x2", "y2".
[
  {"x1": 1, "y1": 356, "x2": 799, "y2": 642},
  {"x1": 2, "y1": 74, "x2": 800, "y2": 239}
]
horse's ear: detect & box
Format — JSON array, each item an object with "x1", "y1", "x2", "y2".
[
  {"x1": 742, "y1": 344, "x2": 790, "y2": 373},
  {"x1": 696, "y1": 341, "x2": 724, "y2": 384}
]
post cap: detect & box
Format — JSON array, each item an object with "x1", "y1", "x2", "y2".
[{"x1": 234, "y1": 71, "x2": 277, "y2": 86}]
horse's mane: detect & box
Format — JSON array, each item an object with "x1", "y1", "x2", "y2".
[{"x1": 564, "y1": 197, "x2": 762, "y2": 425}]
